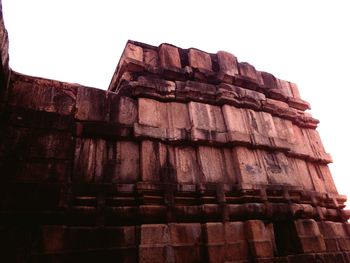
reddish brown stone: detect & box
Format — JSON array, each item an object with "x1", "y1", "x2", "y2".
[
  {"x1": 173, "y1": 146, "x2": 200, "y2": 184},
  {"x1": 198, "y1": 146, "x2": 226, "y2": 183},
  {"x1": 136, "y1": 76, "x2": 176, "y2": 97},
  {"x1": 109, "y1": 95, "x2": 137, "y2": 125},
  {"x1": 107, "y1": 141, "x2": 140, "y2": 182},
  {"x1": 261, "y1": 71, "x2": 279, "y2": 90},
  {"x1": 139, "y1": 224, "x2": 171, "y2": 263},
  {"x1": 159, "y1": 43, "x2": 181, "y2": 69},
  {"x1": 217, "y1": 51, "x2": 239, "y2": 77},
  {"x1": 232, "y1": 147, "x2": 267, "y2": 186},
  {"x1": 289, "y1": 82, "x2": 301, "y2": 99},
  {"x1": 1, "y1": 17, "x2": 347, "y2": 262},
  {"x1": 169, "y1": 223, "x2": 203, "y2": 262},
  {"x1": 287, "y1": 158, "x2": 314, "y2": 190},
  {"x1": 261, "y1": 151, "x2": 294, "y2": 186},
  {"x1": 176, "y1": 80, "x2": 217, "y2": 103},
  {"x1": 222, "y1": 105, "x2": 250, "y2": 144},
  {"x1": 245, "y1": 220, "x2": 274, "y2": 258},
  {"x1": 277, "y1": 79, "x2": 293, "y2": 97},
  {"x1": 75, "y1": 86, "x2": 107, "y2": 121},
  {"x1": 318, "y1": 164, "x2": 338, "y2": 193},
  {"x1": 73, "y1": 138, "x2": 107, "y2": 183},
  {"x1": 123, "y1": 43, "x2": 143, "y2": 62},
  {"x1": 143, "y1": 48, "x2": 159, "y2": 67},
  {"x1": 294, "y1": 219, "x2": 326, "y2": 253},
  {"x1": 238, "y1": 62, "x2": 264, "y2": 85},
  {"x1": 188, "y1": 48, "x2": 212, "y2": 70},
  {"x1": 140, "y1": 140, "x2": 167, "y2": 182},
  {"x1": 272, "y1": 116, "x2": 294, "y2": 142},
  {"x1": 9, "y1": 73, "x2": 77, "y2": 116},
  {"x1": 188, "y1": 102, "x2": 226, "y2": 132}
]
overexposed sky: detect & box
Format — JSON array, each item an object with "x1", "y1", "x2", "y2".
[{"x1": 2, "y1": 0, "x2": 350, "y2": 203}]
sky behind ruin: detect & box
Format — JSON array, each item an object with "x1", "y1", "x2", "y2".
[{"x1": 3, "y1": 0, "x2": 350, "y2": 204}]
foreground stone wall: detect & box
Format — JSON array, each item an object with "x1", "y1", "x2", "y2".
[{"x1": 1, "y1": 2, "x2": 350, "y2": 262}]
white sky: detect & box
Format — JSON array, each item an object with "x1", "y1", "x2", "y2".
[{"x1": 2, "y1": 0, "x2": 350, "y2": 205}]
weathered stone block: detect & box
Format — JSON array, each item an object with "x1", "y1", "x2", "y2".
[
  {"x1": 204, "y1": 223, "x2": 225, "y2": 263},
  {"x1": 198, "y1": 146, "x2": 226, "y2": 183},
  {"x1": 307, "y1": 162, "x2": 328, "y2": 193},
  {"x1": 261, "y1": 71, "x2": 279, "y2": 90},
  {"x1": 188, "y1": 102, "x2": 226, "y2": 132},
  {"x1": 188, "y1": 48, "x2": 212, "y2": 70},
  {"x1": 41, "y1": 225, "x2": 66, "y2": 252},
  {"x1": 287, "y1": 158, "x2": 314, "y2": 190},
  {"x1": 138, "y1": 98, "x2": 190, "y2": 130},
  {"x1": 109, "y1": 95, "x2": 137, "y2": 125},
  {"x1": 169, "y1": 223, "x2": 203, "y2": 263},
  {"x1": 318, "y1": 221, "x2": 348, "y2": 251},
  {"x1": 306, "y1": 129, "x2": 327, "y2": 159},
  {"x1": 245, "y1": 220, "x2": 274, "y2": 258},
  {"x1": 232, "y1": 147, "x2": 267, "y2": 186},
  {"x1": 318, "y1": 164, "x2": 338, "y2": 193},
  {"x1": 294, "y1": 219, "x2": 326, "y2": 253},
  {"x1": 222, "y1": 105, "x2": 248, "y2": 134},
  {"x1": 140, "y1": 224, "x2": 170, "y2": 245},
  {"x1": 277, "y1": 79, "x2": 293, "y2": 97},
  {"x1": 105, "y1": 141, "x2": 140, "y2": 183},
  {"x1": 243, "y1": 110, "x2": 274, "y2": 148},
  {"x1": 224, "y1": 222, "x2": 249, "y2": 261},
  {"x1": 290, "y1": 125, "x2": 313, "y2": 158},
  {"x1": 27, "y1": 132, "x2": 73, "y2": 160},
  {"x1": 289, "y1": 82, "x2": 301, "y2": 99},
  {"x1": 272, "y1": 116, "x2": 294, "y2": 142},
  {"x1": 174, "y1": 146, "x2": 200, "y2": 184},
  {"x1": 9, "y1": 75, "x2": 77, "y2": 116},
  {"x1": 139, "y1": 224, "x2": 172, "y2": 263},
  {"x1": 75, "y1": 86, "x2": 107, "y2": 121},
  {"x1": 258, "y1": 111, "x2": 278, "y2": 138},
  {"x1": 217, "y1": 51, "x2": 239, "y2": 76},
  {"x1": 262, "y1": 151, "x2": 295, "y2": 186},
  {"x1": 238, "y1": 62, "x2": 263, "y2": 85},
  {"x1": 159, "y1": 44, "x2": 182, "y2": 69},
  {"x1": 140, "y1": 140, "x2": 168, "y2": 182},
  {"x1": 262, "y1": 98, "x2": 289, "y2": 116},
  {"x1": 139, "y1": 98, "x2": 166, "y2": 128},
  {"x1": 73, "y1": 138, "x2": 107, "y2": 182},
  {"x1": 123, "y1": 43, "x2": 143, "y2": 62},
  {"x1": 144, "y1": 48, "x2": 159, "y2": 67},
  {"x1": 204, "y1": 222, "x2": 249, "y2": 263}
]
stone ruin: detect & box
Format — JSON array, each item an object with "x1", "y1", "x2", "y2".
[{"x1": 1, "y1": 3, "x2": 350, "y2": 263}]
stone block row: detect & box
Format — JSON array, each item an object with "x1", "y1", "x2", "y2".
[
  {"x1": 63, "y1": 181, "x2": 348, "y2": 225},
  {"x1": 71, "y1": 137, "x2": 337, "y2": 194},
  {"x1": 8, "y1": 72, "x2": 138, "y2": 124},
  {"x1": 126, "y1": 77, "x2": 316, "y2": 128},
  {"x1": 33, "y1": 220, "x2": 350, "y2": 262},
  {"x1": 6, "y1": 74, "x2": 329, "y2": 165},
  {"x1": 135, "y1": 97, "x2": 331, "y2": 164},
  {"x1": 109, "y1": 41, "x2": 310, "y2": 112}
]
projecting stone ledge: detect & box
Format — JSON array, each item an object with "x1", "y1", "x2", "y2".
[{"x1": 109, "y1": 41, "x2": 311, "y2": 112}]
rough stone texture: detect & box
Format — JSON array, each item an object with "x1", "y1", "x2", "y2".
[{"x1": 0, "y1": 2, "x2": 349, "y2": 261}]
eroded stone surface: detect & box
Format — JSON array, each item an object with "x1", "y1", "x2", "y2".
[{"x1": 0, "y1": 10, "x2": 348, "y2": 261}]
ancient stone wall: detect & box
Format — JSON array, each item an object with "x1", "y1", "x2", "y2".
[
  {"x1": 0, "y1": 0, "x2": 10, "y2": 111},
  {"x1": 1, "y1": 2, "x2": 350, "y2": 262}
]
